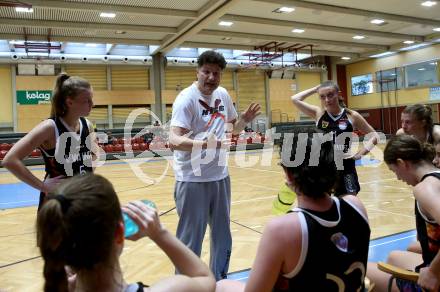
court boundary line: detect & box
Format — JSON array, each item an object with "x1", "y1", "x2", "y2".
[
  {"x1": 227, "y1": 229, "x2": 417, "y2": 279},
  {"x1": 370, "y1": 234, "x2": 416, "y2": 248},
  {"x1": 231, "y1": 219, "x2": 262, "y2": 235}
]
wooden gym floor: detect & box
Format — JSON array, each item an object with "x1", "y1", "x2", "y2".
[{"x1": 0, "y1": 144, "x2": 416, "y2": 291}]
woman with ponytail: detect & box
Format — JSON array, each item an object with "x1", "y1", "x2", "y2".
[
  {"x1": 396, "y1": 104, "x2": 440, "y2": 254},
  {"x1": 2, "y1": 73, "x2": 95, "y2": 210},
  {"x1": 397, "y1": 104, "x2": 440, "y2": 144},
  {"x1": 290, "y1": 80, "x2": 378, "y2": 197},
  {"x1": 367, "y1": 135, "x2": 440, "y2": 291},
  {"x1": 37, "y1": 174, "x2": 215, "y2": 292}
]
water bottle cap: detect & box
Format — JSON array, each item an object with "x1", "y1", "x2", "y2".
[{"x1": 142, "y1": 199, "x2": 156, "y2": 209}]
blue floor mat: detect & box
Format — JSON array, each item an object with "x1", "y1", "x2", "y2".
[
  {"x1": 0, "y1": 182, "x2": 39, "y2": 209},
  {"x1": 356, "y1": 158, "x2": 381, "y2": 166}
]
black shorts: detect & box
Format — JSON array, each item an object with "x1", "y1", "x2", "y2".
[
  {"x1": 38, "y1": 192, "x2": 46, "y2": 211},
  {"x1": 334, "y1": 158, "x2": 360, "y2": 196}
]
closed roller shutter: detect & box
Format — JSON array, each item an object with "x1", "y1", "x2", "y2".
[
  {"x1": 221, "y1": 69, "x2": 234, "y2": 91},
  {"x1": 237, "y1": 70, "x2": 266, "y2": 113},
  {"x1": 64, "y1": 65, "x2": 107, "y2": 90},
  {"x1": 111, "y1": 66, "x2": 149, "y2": 90},
  {"x1": 113, "y1": 106, "x2": 150, "y2": 127},
  {"x1": 88, "y1": 106, "x2": 108, "y2": 128},
  {"x1": 165, "y1": 68, "x2": 233, "y2": 90},
  {"x1": 165, "y1": 67, "x2": 197, "y2": 90},
  {"x1": 89, "y1": 106, "x2": 108, "y2": 122}
]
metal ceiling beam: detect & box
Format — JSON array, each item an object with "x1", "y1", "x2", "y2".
[
  {"x1": 182, "y1": 41, "x2": 254, "y2": 50},
  {"x1": 0, "y1": 33, "x2": 161, "y2": 46},
  {"x1": 0, "y1": 18, "x2": 176, "y2": 33},
  {"x1": 425, "y1": 32, "x2": 440, "y2": 42},
  {"x1": 199, "y1": 30, "x2": 389, "y2": 50},
  {"x1": 254, "y1": 0, "x2": 440, "y2": 27},
  {"x1": 0, "y1": 35, "x2": 360, "y2": 58},
  {"x1": 222, "y1": 14, "x2": 424, "y2": 41},
  {"x1": 157, "y1": 0, "x2": 240, "y2": 54},
  {"x1": 182, "y1": 41, "x2": 360, "y2": 58},
  {"x1": 25, "y1": 0, "x2": 197, "y2": 18}
]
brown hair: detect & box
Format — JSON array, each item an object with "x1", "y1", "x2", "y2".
[
  {"x1": 280, "y1": 131, "x2": 337, "y2": 198},
  {"x1": 402, "y1": 104, "x2": 433, "y2": 134},
  {"x1": 318, "y1": 80, "x2": 351, "y2": 113},
  {"x1": 37, "y1": 174, "x2": 121, "y2": 292},
  {"x1": 384, "y1": 134, "x2": 435, "y2": 165},
  {"x1": 197, "y1": 50, "x2": 227, "y2": 70},
  {"x1": 318, "y1": 80, "x2": 340, "y2": 93},
  {"x1": 50, "y1": 73, "x2": 91, "y2": 118}
]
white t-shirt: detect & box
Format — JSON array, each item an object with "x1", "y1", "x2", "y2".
[{"x1": 170, "y1": 83, "x2": 238, "y2": 182}]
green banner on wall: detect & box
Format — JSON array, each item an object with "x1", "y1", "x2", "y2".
[{"x1": 17, "y1": 90, "x2": 52, "y2": 105}]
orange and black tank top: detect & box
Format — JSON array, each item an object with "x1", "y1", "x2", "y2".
[{"x1": 417, "y1": 171, "x2": 440, "y2": 266}]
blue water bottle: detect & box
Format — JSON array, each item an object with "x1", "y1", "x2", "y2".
[{"x1": 123, "y1": 200, "x2": 156, "y2": 238}]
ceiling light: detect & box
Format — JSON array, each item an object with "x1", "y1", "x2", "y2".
[
  {"x1": 222, "y1": 37, "x2": 232, "y2": 40},
  {"x1": 341, "y1": 56, "x2": 351, "y2": 60},
  {"x1": 100, "y1": 12, "x2": 116, "y2": 18},
  {"x1": 421, "y1": 1, "x2": 437, "y2": 7},
  {"x1": 219, "y1": 21, "x2": 233, "y2": 27},
  {"x1": 292, "y1": 29, "x2": 305, "y2": 33},
  {"x1": 273, "y1": 7, "x2": 295, "y2": 13},
  {"x1": 433, "y1": 27, "x2": 440, "y2": 31},
  {"x1": 403, "y1": 40, "x2": 415, "y2": 44},
  {"x1": 430, "y1": 62, "x2": 438, "y2": 65},
  {"x1": 370, "y1": 19, "x2": 385, "y2": 25},
  {"x1": 369, "y1": 51, "x2": 395, "y2": 58},
  {"x1": 9, "y1": 40, "x2": 22, "y2": 45},
  {"x1": 418, "y1": 68, "x2": 426, "y2": 70},
  {"x1": 353, "y1": 35, "x2": 365, "y2": 40},
  {"x1": 15, "y1": 7, "x2": 33, "y2": 13},
  {"x1": 179, "y1": 47, "x2": 191, "y2": 51},
  {"x1": 115, "y1": 30, "x2": 126, "y2": 34}
]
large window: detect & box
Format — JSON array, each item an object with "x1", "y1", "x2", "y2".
[
  {"x1": 351, "y1": 74, "x2": 373, "y2": 96},
  {"x1": 376, "y1": 68, "x2": 403, "y2": 92},
  {"x1": 405, "y1": 60, "x2": 439, "y2": 88}
]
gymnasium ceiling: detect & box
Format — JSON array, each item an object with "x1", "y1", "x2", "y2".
[{"x1": 0, "y1": 0, "x2": 440, "y2": 63}]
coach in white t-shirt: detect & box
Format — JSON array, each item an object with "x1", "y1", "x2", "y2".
[{"x1": 169, "y1": 50, "x2": 260, "y2": 280}]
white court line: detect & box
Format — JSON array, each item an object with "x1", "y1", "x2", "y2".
[
  {"x1": 368, "y1": 208, "x2": 414, "y2": 218},
  {"x1": 241, "y1": 182, "x2": 280, "y2": 191},
  {"x1": 232, "y1": 195, "x2": 276, "y2": 205},
  {"x1": 233, "y1": 173, "x2": 280, "y2": 183},
  {"x1": 369, "y1": 235, "x2": 416, "y2": 248},
  {"x1": 383, "y1": 185, "x2": 409, "y2": 190},
  {"x1": 228, "y1": 165, "x2": 281, "y2": 174},
  {"x1": 360, "y1": 177, "x2": 396, "y2": 185}
]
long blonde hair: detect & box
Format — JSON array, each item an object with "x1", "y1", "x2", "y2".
[{"x1": 50, "y1": 73, "x2": 91, "y2": 118}]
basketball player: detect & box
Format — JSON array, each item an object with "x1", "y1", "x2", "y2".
[
  {"x1": 367, "y1": 135, "x2": 440, "y2": 291},
  {"x1": 2, "y1": 73, "x2": 96, "y2": 210},
  {"x1": 217, "y1": 133, "x2": 370, "y2": 291},
  {"x1": 291, "y1": 81, "x2": 378, "y2": 196}
]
